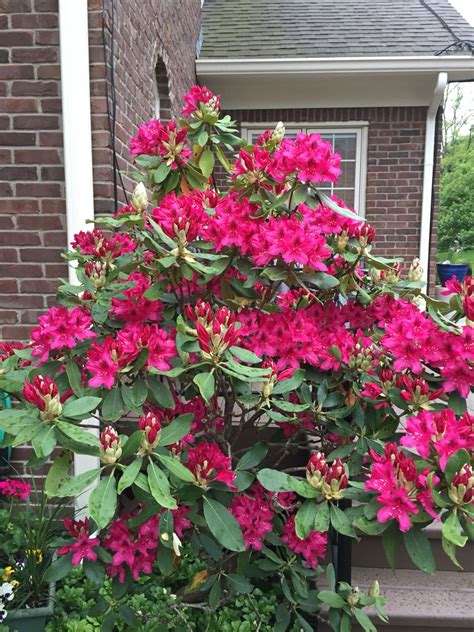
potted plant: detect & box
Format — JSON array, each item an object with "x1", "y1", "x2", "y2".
[
  {"x1": 436, "y1": 240, "x2": 471, "y2": 286},
  {"x1": 0, "y1": 85, "x2": 472, "y2": 631},
  {"x1": 0, "y1": 479, "x2": 65, "y2": 631}
]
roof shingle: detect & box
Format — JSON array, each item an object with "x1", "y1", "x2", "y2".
[{"x1": 200, "y1": 0, "x2": 474, "y2": 58}]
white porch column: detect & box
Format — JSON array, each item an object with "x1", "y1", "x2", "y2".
[{"x1": 59, "y1": 0, "x2": 99, "y2": 514}]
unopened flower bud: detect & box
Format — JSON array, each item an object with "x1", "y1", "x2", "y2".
[
  {"x1": 272, "y1": 121, "x2": 285, "y2": 143},
  {"x1": 368, "y1": 580, "x2": 380, "y2": 598},
  {"x1": 131, "y1": 182, "x2": 148, "y2": 213},
  {"x1": 138, "y1": 412, "x2": 162, "y2": 454},
  {"x1": 335, "y1": 230, "x2": 349, "y2": 253},
  {"x1": 23, "y1": 375, "x2": 62, "y2": 422},
  {"x1": 448, "y1": 464, "x2": 474, "y2": 505},
  {"x1": 306, "y1": 452, "x2": 328, "y2": 490},
  {"x1": 322, "y1": 459, "x2": 348, "y2": 500},
  {"x1": 172, "y1": 532, "x2": 183, "y2": 556},
  {"x1": 381, "y1": 262, "x2": 401, "y2": 284},
  {"x1": 85, "y1": 260, "x2": 107, "y2": 289},
  {"x1": 408, "y1": 257, "x2": 423, "y2": 282},
  {"x1": 356, "y1": 224, "x2": 376, "y2": 249},
  {"x1": 347, "y1": 589, "x2": 360, "y2": 607},
  {"x1": 99, "y1": 426, "x2": 122, "y2": 465}
]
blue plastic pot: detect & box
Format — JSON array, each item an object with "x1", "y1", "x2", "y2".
[{"x1": 436, "y1": 263, "x2": 469, "y2": 287}]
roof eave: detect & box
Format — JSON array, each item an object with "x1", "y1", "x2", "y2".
[{"x1": 196, "y1": 55, "x2": 474, "y2": 80}]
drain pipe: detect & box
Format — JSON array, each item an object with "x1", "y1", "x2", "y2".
[
  {"x1": 419, "y1": 72, "x2": 447, "y2": 291},
  {"x1": 59, "y1": 0, "x2": 98, "y2": 514}
]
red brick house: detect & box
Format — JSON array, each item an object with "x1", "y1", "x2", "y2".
[{"x1": 0, "y1": 1, "x2": 473, "y2": 629}]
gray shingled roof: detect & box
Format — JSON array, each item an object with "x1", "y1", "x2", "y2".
[{"x1": 200, "y1": 0, "x2": 474, "y2": 58}]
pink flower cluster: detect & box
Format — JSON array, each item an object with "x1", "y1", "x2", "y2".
[
  {"x1": 365, "y1": 443, "x2": 439, "y2": 532},
  {"x1": 378, "y1": 297, "x2": 474, "y2": 397},
  {"x1": 230, "y1": 484, "x2": 274, "y2": 551},
  {"x1": 130, "y1": 120, "x2": 190, "y2": 168},
  {"x1": 181, "y1": 85, "x2": 221, "y2": 117},
  {"x1": 0, "y1": 479, "x2": 31, "y2": 500},
  {"x1": 86, "y1": 324, "x2": 176, "y2": 389},
  {"x1": 186, "y1": 442, "x2": 236, "y2": 489},
  {"x1": 110, "y1": 272, "x2": 163, "y2": 325},
  {"x1": 72, "y1": 229, "x2": 136, "y2": 259},
  {"x1": 401, "y1": 409, "x2": 473, "y2": 471},
  {"x1": 281, "y1": 515, "x2": 327, "y2": 569},
  {"x1": 31, "y1": 306, "x2": 96, "y2": 364},
  {"x1": 270, "y1": 133, "x2": 342, "y2": 184},
  {"x1": 151, "y1": 192, "x2": 207, "y2": 243},
  {"x1": 58, "y1": 518, "x2": 99, "y2": 566}
]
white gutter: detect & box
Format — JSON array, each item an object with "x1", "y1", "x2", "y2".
[
  {"x1": 59, "y1": 0, "x2": 98, "y2": 514},
  {"x1": 419, "y1": 72, "x2": 447, "y2": 290},
  {"x1": 197, "y1": 55, "x2": 474, "y2": 78}
]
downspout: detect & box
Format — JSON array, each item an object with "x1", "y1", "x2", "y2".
[
  {"x1": 419, "y1": 72, "x2": 447, "y2": 291},
  {"x1": 59, "y1": 0, "x2": 98, "y2": 514}
]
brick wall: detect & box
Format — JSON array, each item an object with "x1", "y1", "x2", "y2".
[
  {"x1": 88, "y1": 0, "x2": 201, "y2": 214},
  {"x1": 0, "y1": 0, "x2": 66, "y2": 341},
  {"x1": 0, "y1": 0, "x2": 201, "y2": 341},
  {"x1": 227, "y1": 106, "x2": 436, "y2": 282}
]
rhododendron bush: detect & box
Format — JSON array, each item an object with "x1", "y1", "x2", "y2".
[{"x1": 1, "y1": 85, "x2": 473, "y2": 631}]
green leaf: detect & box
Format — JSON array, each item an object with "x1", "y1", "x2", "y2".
[
  {"x1": 147, "y1": 462, "x2": 177, "y2": 509},
  {"x1": 159, "y1": 413, "x2": 193, "y2": 446},
  {"x1": 203, "y1": 497, "x2": 245, "y2": 552},
  {"x1": 353, "y1": 608, "x2": 377, "y2": 632},
  {"x1": 274, "y1": 603, "x2": 291, "y2": 632},
  {"x1": 66, "y1": 359, "x2": 84, "y2": 396},
  {"x1": 62, "y1": 396, "x2": 101, "y2": 419},
  {"x1": 295, "y1": 500, "x2": 318, "y2": 539},
  {"x1": 382, "y1": 521, "x2": 402, "y2": 569},
  {"x1": 441, "y1": 534, "x2": 463, "y2": 570},
  {"x1": 442, "y1": 511, "x2": 467, "y2": 547},
  {"x1": 117, "y1": 458, "x2": 143, "y2": 494},
  {"x1": 193, "y1": 371, "x2": 216, "y2": 404},
  {"x1": 330, "y1": 504, "x2": 357, "y2": 537},
  {"x1": 153, "y1": 162, "x2": 171, "y2": 183},
  {"x1": 51, "y1": 467, "x2": 102, "y2": 498},
  {"x1": 317, "y1": 189, "x2": 364, "y2": 223},
  {"x1": 313, "y1": 501, "x2": 330, "y2": 532},
  {"x1": 83, "y1": 559, "x2": 106, "y2": 585},
  {"x1": 272, "y1": 369, "x2": 305, "y2": 395},
  {"x1": 147, "y1": 376, "x2": 175, "y2": 409},
  {"x1": 56, "y1": 420, "x2": 100, "y2": 448},
  {"x1": 121, "y1": 430, "x2": 144, "y2": 459},
  {"x1": 257, "y1": 468, "x2": 293, "y2": 492},
  {"x1": 317, "y1": 590, "x2": 345, "y2": 608},
  {"x1": 89, "y1": 475, "x2": 117, "y2": 529},
  {"x1": 309, "y1": 271, "x2": 340, "y2": 290},
  {"x1": 156, "y1": 453, "x2": 195, "y2": 482},
  {"x1": 44, "y1": 553, "x2": 73, "y2": 582},
  {"x1": 31, "y1": 424, "x2": 57, "y2": 458},
  {"x1": 236, "y1": 441, "x2": 268, "y2": 470},
  {"x1": 101, "y1": 387, "x2": 125, "y2": 422},
  {"x1": 227, "y1": 573, "x2": 252, "y2": 593},
  {"x1": 199, "y1": 148, "x2": 215, "y2": 178},
  {"x1": 229, "y1": 346, "x2": 262, "y2": 364},
  {"x1": 403, "y1": 528, "x2": 436, "y2": 573},
  {"x1": 445, "y1": 448, "x2": 470, "y2": 484},
  {"x1": 45, "y1": 452, "x2": 72, "y2": 497}
]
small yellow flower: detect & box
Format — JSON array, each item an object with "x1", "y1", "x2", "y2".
[
  {"x1": 25, "y1": 549, "x2": 43, "y2": 564},
  {"x1": 2, "y1": 566, "x2": 14, "y2": 582}
]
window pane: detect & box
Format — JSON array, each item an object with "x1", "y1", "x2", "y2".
[
  {"x1": 338, "y1": 161, "x2": 356, "y2": 188},
  {"x1": 334, "y1": 134, "x2": 357, "y2": 160}
]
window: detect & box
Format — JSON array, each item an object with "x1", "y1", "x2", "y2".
[{"x1": 242, "y1": 123, "x2": 368, "y2": 215}]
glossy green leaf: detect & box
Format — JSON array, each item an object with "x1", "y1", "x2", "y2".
[
  {"x1": 147, "y1": 462, "x2": 177, "y2": 509},
  {"x1": 203, "y1": 497, "x2": 245, "y2": 552},
  {"x1": 89, "y1": 475, "x2": 117, "y2": 529}
]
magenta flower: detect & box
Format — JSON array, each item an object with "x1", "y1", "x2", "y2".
[
  {"x1": 186, "y1": 442, "x2": 236, "y2": 489},
  {"x1": 281, "y1": 515, "x2": 327, "y2": 569},
  {"x1": 230, "y1": 487, "x2": 274, "y2": 551},
  {"x1": 58, "y1": 518, "x2": 99, "y2": 566},
  {"x1": 0, "y1": 479, "x2": 31, "y2": 500}
]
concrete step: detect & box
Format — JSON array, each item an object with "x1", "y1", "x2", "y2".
[
  {"x1": 352, "y1": 529, "x2": 474, "y2": 572},
  {"x1": 350, "y1": 567, "x2": 474, "y2": 631}
]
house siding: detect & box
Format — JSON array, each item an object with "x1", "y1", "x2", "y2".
[
  {"x1": 0, "y1": 0, "x2": 201, "y2": 341},
  {"x1": 228, "y1": 106, "x2": 439, "y2": 289}
]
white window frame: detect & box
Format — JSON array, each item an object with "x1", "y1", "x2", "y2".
[{"x1": 241, "y1": 122, "x2": 369, "y2": 217}]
